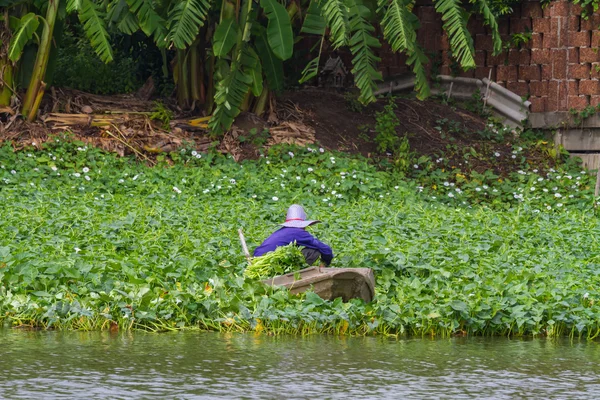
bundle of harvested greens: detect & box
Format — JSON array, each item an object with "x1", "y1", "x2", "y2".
[{"x1": 244, "y1": 243, "x2": 306, "y2": 280}]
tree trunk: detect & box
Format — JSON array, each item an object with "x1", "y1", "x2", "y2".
[
  {"x1": 22, "y1": 0, "x2": 60, "y2": 121},
  {"x1": 0, "y1": 59, "x2": 13, "y2": 107}
]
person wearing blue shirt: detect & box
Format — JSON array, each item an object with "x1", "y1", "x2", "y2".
[{"x1": 254, "y1": 204, "x2": 334, "y2": 266}]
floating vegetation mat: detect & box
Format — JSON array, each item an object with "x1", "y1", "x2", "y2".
[{"x1": 0, "y1": 137, "x2": 599, "y2": 338}]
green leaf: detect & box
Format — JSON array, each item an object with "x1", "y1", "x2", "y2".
[
  {"x1": 346, "y1": 0, "x2": 381, "y2": 104},
  {"x1": 450, "y1": 300, "x2": 468, "y2": 312},
  {"x1": 78, "y1": 0, "x2": 114, "y2": 63},
  {"x1": 301, "y1": 0, "x2": 326, "y2": 35},
  {"x1": 127, "y1": 0, "x2": 168, "y2": 44},
  {"x1": 260, "y1": 0, "x2": 294, "y2": 60},
  {"x1": 255, "y1": 29, "x2": 284, "y2": 92},
  {"x1": 8, "y1": 13, "x2": 39, "y2": 62},
  {"x1": 243, "y1": 46, "x2": 263, "y2": 97},
  {"x1": 475, "y1": 0, "x2": 502, "y2": 55},
  {"x1": 299, "y1": 51, "x2": 321, "y2": 84},
  {"x1": 167, "y1": 0, "x2": 211, "y2": 49},
  {"x1": 320, "y1": 0, "x2": 349, "y2": 48},
  {"x1": 213, "y1": 18, "x2": 239, "y2": 57},
  {"x1": 209, "y1": 60, "x2": 253, "y2": 133},
  {"x1": 66, "y1": 0, "x2": 83, "y2": 13},
  {"x1": 108, "y1": 0, "x2": 140, "y2": 35},
  {"x1": 434, "y1": 0, "x2": 475, "y2": 69}
]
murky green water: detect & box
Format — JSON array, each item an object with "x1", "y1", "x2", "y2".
[{"x1": 1, "y1": 329, "x2": 599, "y2": 399}]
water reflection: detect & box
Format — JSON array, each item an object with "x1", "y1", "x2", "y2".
[{"x1": 1, "y1": 330, "x2": 599, "y2": 399}]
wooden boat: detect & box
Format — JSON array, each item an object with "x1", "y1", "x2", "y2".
[{"x1": 262, "y1": 266, "x2": 376, "y2": 302}]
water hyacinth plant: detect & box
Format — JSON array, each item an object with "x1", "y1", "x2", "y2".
[
  {"x1": 0, "y1": 135, "x2": 599, "y2": 338},
  {"x1": 244, "y1": 243, "x2": 306, "y2": 280}
]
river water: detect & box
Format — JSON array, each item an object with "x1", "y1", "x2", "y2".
[{"x1": 1, "y1": 329, "x2": 599, "y2": 399}]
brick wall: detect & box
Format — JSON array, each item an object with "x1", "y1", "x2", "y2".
[{"x1": 382, "y1": 0, "x2": 599, "y2": 113}]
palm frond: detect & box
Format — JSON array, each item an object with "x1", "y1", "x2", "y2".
[
  {"x1": 378, "y1": 0, "x2": 416, "y2": 53},
  {"x1": 434, "y1": 0, "x2": 475, "y2": 69},
  {"x1": 78, "y1": 0, "x2": 114, "y2": 63},
  {"x1": 243, "y1": 46, "x2": 263, "y2": 97},
  {"x1": 127, "y1": 0, "x2": 168, "y2": 45},
  {"x1": 8, "y1": 13, "x2": 39, "y2": 62},
  {"x1": 66, "y1": 0, "x2": 84, "y2": 13},
  {"x1": 299, "y1": 36, "x2": 324, "y2": 84},
  {"x1": 346, "y1": 0, "x2": 382, "y2": 104},
  {"x1": 167, "y1": 0, "x2": 211, "y2": 49},
  {"x1": 378, "y1": 0, "x2": 429, "y2": 98},
  {"x1": 320, "y1": 0, "x2": 350, "y2": 49},
  {"x1": 407, "y1": 45, "x2": 430, "y2": 99},
  {"x1": 209, "y1": 60, "x2": 253, "y2": 133},
  {"x1": 475, "y1": 0, "x2": 502, "y2": 55},
  {"x1": 108, "y1": 0, "x2": 139, "y2": 34}
]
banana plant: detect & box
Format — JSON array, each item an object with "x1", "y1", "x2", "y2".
[{"x1": 3, "y1": 0, "x2": 114, "y2": 120}]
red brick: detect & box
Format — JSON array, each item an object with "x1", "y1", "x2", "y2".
[
  {"x1": 511, "y1": 18, "x2": 533, "y2": 32},
  {"x1": 467, "y1": 19, "x2": 486, "y2": 35},
  {"x1": 567, "y1": 80, "x2": 578, "y2": 93},
  {"x1": 497, "y1": 18, "x2": 510, "y2": 35},
  {"x1": 458, "y1": 69, "x2": 476, "y2": 78},
  {"x1": 580, "y1": 47, "x2": 600, "y2": 63},
  {"x1": 567, "y1": 16, "x2": 580, "y2": 31},
  {"x1": 529, "y1": 97, "x2": 546, "y2": 112},
  {"x1": 548, "y1": 81, "x2": 568, "y2": 111},
  {"x1": 475, "y1": 50, "x2": 486, "y2": 66},
  {"x1": 529, "y1": 80, "x2": 548, "y2": 96},
  {"x1": 592, "y1": 31, "x2": 600, "y2": 46},
  {"x1": 487, "y1": 52, "x2": 506, "y2": 66},
  {"x1": 418, "y1": 6, "x2": 437, "y2": 22},
  {"x1": 568, "y1": 48, "x2": 580, "y2": 64},
  {"x1": 568, "y1": 31, "x2": 591, "y2": 47},
  {"x1": 591, "y1": 95, "x2": 600, "y2": 107},
  {"x1": 580, "y1": 15, "x2": 600, "y2": 30},
  {"x1": 531, "y1": 48, "x2": 551, "y2": 64},
  {"x1": 568, "y1": 95, "x2": 589, "y2": 109},
  {"x1": 532, "y1": 18, "x2": 551, "y2": 34},
  {"x1": 569, "y1": 3, "x2": 584, "y2": 16},
  {"x1": 559, "y1": 82, "x2": 569, "y2": 110},
  {"x1": 549, "y1": 1, "x2": 570, "y2": 17},
  {"x1": 569, "y1": 63, "x2": 591, "y2": 79},
  {"x1": 507, "y1": 49, "x2": 520, "y2": 65},
  {"x1": 440, "y1": 65, "x2": 452, "y2": 75},
  {"x1": 591, "y1": 63, "x2": 600, "y2": 78},
  {"x1": 522, "y1": 2, "x2": 543, "y2": 18},
  {"x1": 542, "y1": 3, "x2": 553, "y2": 18},
  {"x1": 519, "y1": 65, "x2": 541, "y2": 81},
  {"x1": 441, "y1": 34, "x2": 450, "y2": 51},
  {"x1": 547, "y1": 96, "x2": 559, "y2": 111},
  {"x1": 579, "y1": 79, "x2": 600, "y2": 95},
  {"x1": 476, "y1": 34, "x2": 494, "y2": 51},
  {"x1": 475, "y1": 66, "x2": 495, "y2": 80},
  {"x1": 497, "y1": 65, "x2": 518, "y2": 81},
  {"x1": 531, "y1": 33, "x2": 543, "y2": 48},
  {"x1": 552, "y1": 49, "x2": 568, "y2": 79},
  {"x1": 507, "y1": 81, "x2": 529, "y2": 95},
  {"x1": 542, "y1": 64, "x2": 553, "y2": 80},
  {"x1": 552, "y1": 17, "x2": 568, "y2": 47},
  {"x1": 543, "y1": 32, "x2": 557, "y2": 48},
  {"x1": 508, "y1": 49, "x2": 531, "y2": 64}
]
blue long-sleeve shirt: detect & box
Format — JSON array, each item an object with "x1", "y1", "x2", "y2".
[{"x1": 253, "y1": 227, "x2": 334, "y2": 264}]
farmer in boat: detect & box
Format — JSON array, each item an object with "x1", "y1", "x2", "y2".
[{"x1": 254, "y1": 204, "x2": 333, "y2": 267}]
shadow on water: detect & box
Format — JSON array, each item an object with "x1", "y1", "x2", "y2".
[{"x1": 1, "y1": 329, "x2": 600, "y2": 399}]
